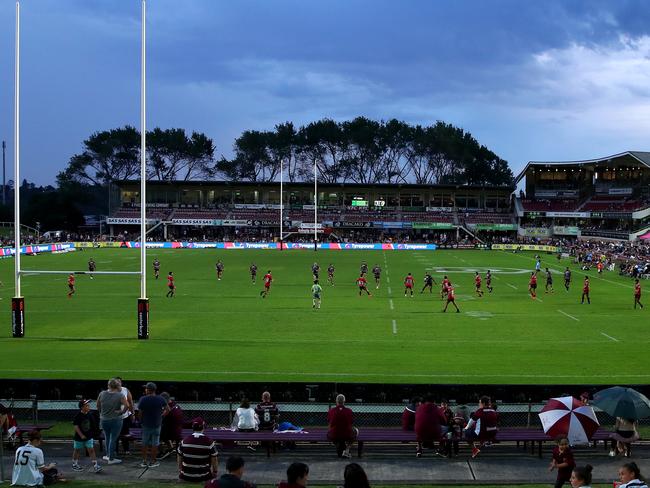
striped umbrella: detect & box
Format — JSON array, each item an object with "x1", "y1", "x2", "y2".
[{"x1": 538, "y1": 396, "x2": 600, "y2": 445}]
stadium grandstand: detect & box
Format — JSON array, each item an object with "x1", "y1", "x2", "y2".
[
  {"x1": 107, "y1": 181, "x2": 515, "y2": 243},
  {"x1": 515, "y1": 151, "x2": 650, "y2": 241}
]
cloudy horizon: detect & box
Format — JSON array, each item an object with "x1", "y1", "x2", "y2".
[{"x1": 1, "y1": 0, "x2": 650, "y2": 185}]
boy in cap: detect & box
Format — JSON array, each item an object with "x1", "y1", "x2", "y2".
[{"x1": 72, "y1": 399, "x2": 102, "y2": 472}]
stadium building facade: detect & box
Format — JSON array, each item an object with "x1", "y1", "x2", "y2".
[
  {"x1": 515, "y1": 151, "x2": 650, "y2": 241},
  {"x1": 108, "y1": 181, "x2": 514, "y2": 242}
]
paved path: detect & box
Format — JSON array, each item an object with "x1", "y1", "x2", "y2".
[{"x1": 1, "y1": 442, "x2": 649, "y2": 485}]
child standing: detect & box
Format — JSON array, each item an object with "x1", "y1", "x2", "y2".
[
  {"x1": 72, "y1": 399, "x2": 102, "y2": 472},
  {"x1": 549, "y1": 437, "x2": 575, "y2": 488}
]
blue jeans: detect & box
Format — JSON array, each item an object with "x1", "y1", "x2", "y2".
[{"x1": 101, "y1": 418, "x2": 123, "y2": 460}]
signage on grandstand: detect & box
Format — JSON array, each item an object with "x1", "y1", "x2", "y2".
[
  {"x1": 545, "y1": 211, "x2": 590, "y2": 218},
  {"x1": 475, "y1": 223, "x2": 517, "y2": 231},
  {"x1": 382, "y1": 222, "x2": 405, "y2": 229},
  {"x1": 412, "y1": 222, "x2": 455, "y2": 229},
  {"x1": 332, "y1": 221, "x2": 373, "y2": 228},
  {"x1": 520, "y1": 227, "x2": 551, "y2": 237},
  {"x1": 351, "y1": 198, "x2": 368, "y2": 207},
  {"x1": 171, "y1": 219, "x2": 219, "y2": 226},
  {"x1": 492, "y1": 244, "x2": 559, "y2": 252},
  {"x1": 300, "y1": 222, "x2": 323, "y2": 230},
  {"x1": 374, "y1": 200, "x2": 386, "y2": 207},
  {"x1": 247, "y1": 219, "x2": 279, "y2": 226},
  {"x1": 609, "y1": 188, "x2": 633, "y2": 195},
  {"x1": 106, "y1": 217, "x2": 158, "y2": 224},
  {"x1": 221, "y1": 219, "x2": 249, "y2": 226},
  {"x1": 553, "y1": 225, "x2": 579, "y2": 236},
  {"x1": 234, "y1": 204, "x2": 266, "y2": 209},
  {"x1": 534, "y1": 190, "x2": 558, "y2": 198},
  {"x1": 426, "y1": 207, "x2": 453, "y2": 212}
]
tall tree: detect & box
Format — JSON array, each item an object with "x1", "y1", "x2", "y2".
[
  {"x1": 147, "y1": 128, "x2": 215, "y2": 181},
  {"x1": 57, "y1": 126, "x2": 140, "y2": 186}
]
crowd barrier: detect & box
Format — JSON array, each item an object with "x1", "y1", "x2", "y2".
[
  {"x1": 0, "y1": 242, "x2": 439, "y2": 254},
  {"x1": 1, "y1": 241, "x2": 564, "y2": 255}
]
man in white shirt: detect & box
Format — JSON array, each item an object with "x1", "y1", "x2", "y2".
[{"x1": 12, "y1": 430, "x2": 62, "y2": 486}]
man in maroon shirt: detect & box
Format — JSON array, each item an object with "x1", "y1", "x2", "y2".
[
  {"x1": 464, "y1": 395, "x2": 498, "y2": 458},
  {"x1": 327, "y1": 394, "x2": 358, "y2": 458},
  {"x1": 401, "y1": 397, "x2": 422, "y2": 431},
  {"x1": 177, "y1": 418, "x2": 218, "y2": 482},
  {"x1": 415, "y1": 396, "x2": 447, "y2": 457}
]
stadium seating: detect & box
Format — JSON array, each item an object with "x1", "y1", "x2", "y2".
[{"x1": 521, "y1": 199, "x2": 579, "y2": 212}]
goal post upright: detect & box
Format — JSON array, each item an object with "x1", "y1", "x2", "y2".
[
  {"x1": 12, "y1": 0, "x2": 24, "y2": 338},
  {"x1": 137, "y1": 0, "x2": 149, "y2": 339}
]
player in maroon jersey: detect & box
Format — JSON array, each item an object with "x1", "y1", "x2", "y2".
[
  {"x1": 442, "y1": 283, "x2": 460, "y2": 313},
  {"x1": 404, "y1": 273, "x2": 414, "y2": 297},
  {"x1": 634, "y1": 279, "x2": 643, "y2": 309},
  {"x1": 249, "y1": 263, "x2": 257, "y2": 284},
  {"x1": 474, "y1": 272, "x2": 484, "y2": 297},
  {"x1": 166, "y1": 272, "x2": 176, "y2": 297},
  {"x1": 67, "y1": 273, "x2": 76, "y2": 298},
  {"x1": 528, "y1": 272, "x2": 537, "y2": 299},
  {"x1": 581, "y1": 276, "x2": 590, "y2": 304},
  {"x1": 260, "y1": 270, "x2": 273, "y2": 298},
  {"x1": 485, "y1": 270, "x2": 493, "y2": 293},
  {"x1": 441, "y1": 276, "x2": 450, "y2": 300},
  {"x1": 356, "y1": 274, "x2": 372, "y2": 297}
]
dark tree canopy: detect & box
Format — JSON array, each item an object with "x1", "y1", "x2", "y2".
[{"x1": 217, "y1": 117, "x2": 513, "y2": 186}]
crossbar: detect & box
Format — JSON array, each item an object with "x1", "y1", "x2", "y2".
[{"x1": 19, "y1": 270, "x2": 142, "y2": 276}]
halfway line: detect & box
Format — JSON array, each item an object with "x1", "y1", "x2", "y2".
[
  {"x1": 557, "y1": 310, "x2": 579, "y2": 322},
  {"x1": 389, "y1": 299, "x2": 394, "y2": 310},
  {"x1": 601, "y1": 332, "x2": 619, "y2": 342},
  {"x1": 387, "y1": 286, "x2": 392, "y2": 295},
  {"x1": 392, "y1": 319, "x2": 397, "y2": 334}
]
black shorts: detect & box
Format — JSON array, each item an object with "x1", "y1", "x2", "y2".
[{"x1": 530, "y1": 284, "x2": 537, "y2": 289}]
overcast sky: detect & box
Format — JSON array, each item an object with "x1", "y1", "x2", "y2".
[{"x1": 2, "y1": 0, "x2": 650, "y2": 185}]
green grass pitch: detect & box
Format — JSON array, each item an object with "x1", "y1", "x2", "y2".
[{"x1": 0, "y1": 248, "x2": 646, "y2": 384}]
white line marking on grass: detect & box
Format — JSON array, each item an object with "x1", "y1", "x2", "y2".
[
  {"x1": 601, "y1": 332, "x2": 620, "y2": 342},
  {"x1": 3, "y1": 368, "x2": 649, "y2": 379},
  {"x1": 557, "y1": 310, "x2": 579, "y2": 321},
  {"x1": 536, "y1": 297, "x2": 543, "y2": 303},
  {"x1": 387, "y1": 276, "x2": 390, "y2": 284},
  {"x1": 506, "y1": 283, "x2": 517, "y2": 290},
  {"x1": 388, "y1": 286, "x2": 392, "y2": 295},
  {"x1": 389, "y1": 299, "x2": 394, "y2": 310},
  {"x1": 392, "y1": 319, "x2": 397, "y2": 334}
]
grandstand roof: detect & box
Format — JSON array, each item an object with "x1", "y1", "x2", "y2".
[
  {"x1": 515, "y1": 151, "x2": 650, "y2": 184},
  {"x1": 116, "y1": 180, "x2": 514, "y2": 191}
]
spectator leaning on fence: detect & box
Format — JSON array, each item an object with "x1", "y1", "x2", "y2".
[
  {"x1": 277, "y1": 462, "x2": 309, "y2": 488},
  {"x1": 204, "y1": 455, "x2": 257, "y2": 488},
  {"x1": 178, "y1": 417, "x2": 218, "y2": 483},
  {"x1": 327, "y1": 394, "x2": 358, "y2": 459}
]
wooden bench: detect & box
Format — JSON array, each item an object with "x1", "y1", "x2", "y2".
[
  {"x1": 9, "y1": 424, "x2": 54, "y2": 445},
  {"x1": 122, "y1": 427, "x2": 618, "y2": 458}
]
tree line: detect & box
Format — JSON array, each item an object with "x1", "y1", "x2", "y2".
[{"x1": 57, "y1": 117, "x2": 513, "y2": 188}]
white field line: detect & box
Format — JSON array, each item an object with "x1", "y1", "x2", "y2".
[
  {"x1": 392, "y1": 319, "x2": 397, "y2": 334},
  {"x1": 387, "y1": 276, "x2": 390, "y2": 284},
  {"x1": 557, "y1": 309, "x2": 579, "y2": 322},
  {"x1": 1, "y1": 368, "x2": 647, "y2": 379},
  {"x1": 536, "y1": 297, "x2": 543, "y2": 303},
  {"x1": 387, "y1": 286, "x2": 392, "y2": 295},
  {"x1": 389, "y1": 299, "x2": 394, "y2": 310},
  {"x1": 601, "y1": 332, "x2": 620, "y2": 342},
  {"x1": 506, "y1": 283, "x2": 517, "y2": 290}
]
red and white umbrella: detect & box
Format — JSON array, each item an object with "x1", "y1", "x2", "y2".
[{"x1": 538, "y1": 396, "x2": 600, "y2": 445}]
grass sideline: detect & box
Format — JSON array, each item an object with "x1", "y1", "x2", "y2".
[
  {"x1": 0, "y1": 248, "x2": 646, "y2": 384},
  {"x1": 26, "y1": 484, "x2": 602, "y2": 488}
]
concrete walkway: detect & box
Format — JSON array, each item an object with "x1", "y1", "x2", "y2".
[{"x1": 1, "y1": 442, "x2": 649, "y2": 485}]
